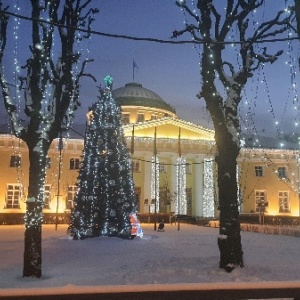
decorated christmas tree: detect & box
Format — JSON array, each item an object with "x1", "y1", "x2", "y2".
[{"x1": 68, "y1": 76, "x2": 137, "y2": 239}]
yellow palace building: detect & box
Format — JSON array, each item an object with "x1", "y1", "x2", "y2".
[{"x1": 0, "y1": 82, "x2": 300, "y2": 223}]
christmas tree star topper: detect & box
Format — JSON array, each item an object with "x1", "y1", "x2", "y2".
[{"x1": 104, "y1": 75, "x2": 113, "y2": 88}]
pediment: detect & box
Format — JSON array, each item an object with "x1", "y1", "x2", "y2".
[{"x1": 123, "y1": 117, "x2": 214, "y2": 141}]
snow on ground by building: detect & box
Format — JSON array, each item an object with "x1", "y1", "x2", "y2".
[{"x1": 0, "y1": 223, "x2": 300, "y2": 291}]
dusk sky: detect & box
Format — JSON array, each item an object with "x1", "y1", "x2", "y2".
[{"x1": 0, "y1": 1, "x2": 299, "y2": 138}]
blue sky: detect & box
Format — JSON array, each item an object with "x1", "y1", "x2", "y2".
[{"x1": 0, "y1": 1, "x2": 299, "y2": 138}]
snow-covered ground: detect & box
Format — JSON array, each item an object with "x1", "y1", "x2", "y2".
[{"x1": 0, "y1": 223, "x2": 300, "y2": 291}]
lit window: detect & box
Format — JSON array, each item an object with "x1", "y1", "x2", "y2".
[
  {"x1": 132, "y1": 159, "x2": 141, "y2": 172},
  {"x1": 255, "y1": 190, "x2": 268, "y2": 213},
  {"x1": 278, "y1": 167, "x2": 287, "y2": 179},
  {"x1": 137, "y1": 113, "x2": 144, "y2": 123},
  {"x1": 66, "y1": 185, "x2": 77, "y2": 209},
  {"x1": 122, "y1": 113, "x2": 130, "y2": 125},
  {"x1": 10, "y1": 155, "x2": 21, "y2": 167},
  {"x1": 279, "y1": 191, "x2": 290, "y2": 213},
  {"x1": 6, "y1": 184, "x2": 23, "y2": 209},
  {"x1": 70, "y1": 158, "x2": 80, "y2": 170},
  {"x1": 255, "y1": 166, "x2": 264, "y2": 177},
  {"x1": 44, "y1": 185, "x2": 51, "y2": 209},
  {"x1": 151, "y1": 115, "x2": 157, "y2": 120}
]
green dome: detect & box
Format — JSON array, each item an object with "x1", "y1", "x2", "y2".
[{"x1": 112, "y1": 83, "x2": 176, "y2": 114}]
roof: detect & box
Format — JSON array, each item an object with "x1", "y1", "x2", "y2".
[{"x1": 112, "y1": 83, "x2": 176, "y2": 114}]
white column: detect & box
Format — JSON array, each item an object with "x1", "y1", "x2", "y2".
[
  {"x1": 237, "y1": 163, "x2": 242, "y2": 212},
  {"x1": 194, "y1": 155, "x2": 204, "y2": 217},
  {"x1": 177, "y1": 156, "x2": 187, "y2": 214},
  {"x1": 203, "y1": 157, "x2": 215, "y2": 217}
]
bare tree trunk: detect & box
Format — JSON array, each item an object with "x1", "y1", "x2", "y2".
[
  {"x1": 201, "y1": 41, "x2": 244, "y2": 271},
  {"x1": 23, "y1": 142, "x2": 48, "y2": 277},
  {"x1": 216, "y1": 141, "x2": 243, "y2": 271},
  {"x1": 23, "y1": 218, "x2": 42, "y2": 277}
]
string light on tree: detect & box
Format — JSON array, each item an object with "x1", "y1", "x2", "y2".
[
  {"x1": 203, "y1": 158, "x2": 214, "y2": 218},
  {"x1": 68, "y1": 76, "x2": 137, "y2": 240}
]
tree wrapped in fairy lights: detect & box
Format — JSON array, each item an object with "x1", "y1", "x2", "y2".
[
  {"x1": 174, "y1": 1, "x2": 296, "y2": 272},
  {"x1": 0, "y1": 0, "x2": 98, "y2": 278},
  {"x1": 68, "y1": 76, "x2": 137, "y2": 240}
]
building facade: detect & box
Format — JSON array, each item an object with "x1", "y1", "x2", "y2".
[{"x1": 0, "y1": 82, "x2": 299, "y2": 221}]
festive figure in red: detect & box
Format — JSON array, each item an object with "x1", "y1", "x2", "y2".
[{"x1": 130, "y1": 212, "x2": 143, "y2": 239}]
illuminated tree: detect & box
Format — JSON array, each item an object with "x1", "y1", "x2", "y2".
[
  {"x1": 159, "y1": 177, "x2": 176, "y2": 213},
  {"x1": 0, "y1": 1, "x2": 98, "y2": 277},
  {"x1": 174, "y1": 0, "x2": 295, "y2": 271},
  {"x1": 68, "y1": 76, "x2": 137, "y2": 240}
]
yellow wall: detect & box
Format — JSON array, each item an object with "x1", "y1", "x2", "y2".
[
  {"x1": 239, "y1": 150, "x2": 300, "y2": 216},
  {"x1": 2, "y1": 133, "x2": 299, "y2": 219}
]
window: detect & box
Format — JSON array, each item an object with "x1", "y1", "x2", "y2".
[
  {"x1": 255, "y1": 166, "x2": 264, "y2": 177},
  {"x1": 70, "y1": 158, "x2": 80, "y2": 170},
  {"x1": 6, "y1": 184, "x2": 22, "y2": 209},
  {"x1": 10, "y1": 155, "x2": 21, "y2": 167},
  {"x1": 66, "y1": 185, "x2": 77, "y2": 209},
  {"x1": 255, "y1": 190, "x2": 268, "y2": 213},
  {"x1": 137, "y1": 113, "x2": 144, "y2": 123},
  {"x1": 151, "y1": 115, "x2": 157, "y2": 120},
  {"x1": 159, "y1": 162, "x2": 167, "y2": 173},
  {"x1": 122, "y1": 113, "x2": 130, "y2": 125},
  {"x1": 279, "y1": 191, "x2": 290, "y2": 213},
  {"x1": 278, "y1": 167, "x2": 287, "y2": 179},
  {"x1": 132, "y1": 159, "x2": 141, "y2": 172},
  {"x1": 44, "y1": 185, "x2": 51, "y2": 209}
]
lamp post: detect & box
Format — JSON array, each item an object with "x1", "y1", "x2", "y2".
[
  {"x1": 177, "y1": 159, "x2": 180, "y2": 231},
  {"x1": 154, "y1": 127, "x2": 157, "y2": 231},
  {"x1": 55, "y1": 132, "x2": 63, "y2": 230}
]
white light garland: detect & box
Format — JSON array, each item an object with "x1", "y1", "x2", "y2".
[
  {"x1": 203, "y1": 158, "x2": 214, "y2": 217},
  {"x1": 12, "y1": 2, "x2": 21, "y2": 126},
  {"x1": 237, "y1": 164, "x2": 241, "y2": 212},
  {"x1": 176, "y1": 156, "x2": 187, "y2": 214}
]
